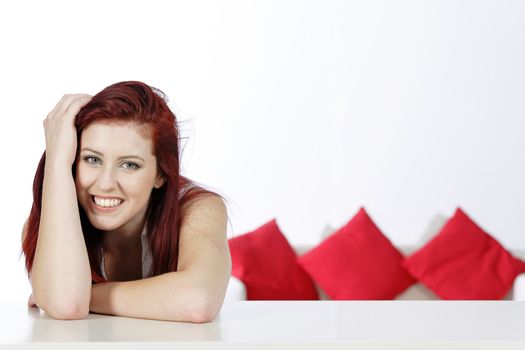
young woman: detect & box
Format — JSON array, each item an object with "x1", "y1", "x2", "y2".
[{"x1": 20, "y1": 81, "x2": 232, "y2": 323}]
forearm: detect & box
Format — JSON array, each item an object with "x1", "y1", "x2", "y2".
[
  {"x1": 32, "y1": 161, "x2": 91, "y2": 317},
  {"x1": 90, "y1": 271, "x2": 215, "y2": 323}
]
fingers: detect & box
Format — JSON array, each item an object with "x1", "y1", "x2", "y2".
[
  {"x1": 47, "y1": 95, "x2": 67, "y2": 117},
  {"x1": 42, "y1": 93, "x2": 91, "y2": 166},
  {"x1": 63, "y1": 95, "x2": 92, "y2": 119},
  {"x1": 47, "y1": 94, "x2": 92, "y2": 119}
]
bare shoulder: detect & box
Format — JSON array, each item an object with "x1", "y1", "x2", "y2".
[
  {"x1": 177, "y1": 194, "x2": 230, "y2": 272},
  {"x1": 180, "y1": 194, "x2": 228, "y2": 234}
]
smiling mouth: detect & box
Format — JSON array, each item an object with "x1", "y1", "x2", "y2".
[{"x1": 91, "y1": 195, "x2": 125, "y2": 209}]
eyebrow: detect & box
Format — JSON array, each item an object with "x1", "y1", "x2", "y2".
[{"x1": 81, "y1": 148, "x2": 146, "y2": 162}]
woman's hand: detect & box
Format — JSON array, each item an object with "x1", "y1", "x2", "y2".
[{"x1": 43, "y1": 94, "x2": 92, "y2": 167}]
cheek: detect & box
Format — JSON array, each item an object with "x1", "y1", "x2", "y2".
[
  {"x1": 75, "y1": 166, "x2": 96, "y2": 189},
  {"x1": 75, "y1": 164, "x2": 156, "y2": 199},
  {"x1": 125, "y1": 174, "x2": 156, "y2": 199}
]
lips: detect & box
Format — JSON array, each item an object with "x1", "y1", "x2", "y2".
[
  {"x1": 91, "y1": 194, "x2": 124, "y2": 201},
  {"x1": 91, "y1": 195, "x2": 125, "y2": 211}
]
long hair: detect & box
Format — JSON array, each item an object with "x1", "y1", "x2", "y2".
[{"x1": 21, "y1": 81, "x2": 221, "y2": 283}]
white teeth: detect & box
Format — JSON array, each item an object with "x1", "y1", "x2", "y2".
[{"x1": 94, "y1": 196, "x2": 123, "y2": 208}]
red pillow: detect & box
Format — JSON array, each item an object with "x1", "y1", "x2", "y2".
[
  {"x1": 228, "y1": 219, "x2": 319, "y2": 300},
  {"x1": 403, "y1": 208, "x2": 525, "y2": 299},
  {"x1": 297, "y1": 207, "x2": 415, "y2": 299}
]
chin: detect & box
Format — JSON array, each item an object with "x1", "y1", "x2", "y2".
[{"x1": 86, "y1": 212, "x2": 126, "y2": 231}]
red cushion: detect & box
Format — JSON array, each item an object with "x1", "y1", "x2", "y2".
[
  {"x1": 403, "y1": 208, "x2": 525, "y2": 299},
  {"x1": 228, "y1": 219, "x2": 319, "y2": 300},
  {"x1": 297, "y1": 208, "x2": 415, "y2": 299}
]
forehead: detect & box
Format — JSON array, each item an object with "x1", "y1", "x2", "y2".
[{"x1": 80, "y1": 122, "x2": 154, "y2": 156}]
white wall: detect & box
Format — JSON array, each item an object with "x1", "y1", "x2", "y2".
[
  {"x1": 1, "y1": 0, "x2": 524, "y2": 302},
  {"x1": 331, "y1": 0, "x2": 525, "y2": 247}
]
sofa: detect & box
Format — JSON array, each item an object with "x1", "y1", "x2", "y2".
[
  {"x1": 224, "y1": 208, "x2": 525, "y2": 301},
  {"x1": 224, "y1": 244, "x2": 525, "y2": 301}
]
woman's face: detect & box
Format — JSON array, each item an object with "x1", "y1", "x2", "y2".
[{"x1": 75, "y1": 122, "x2": 165, "y2": 232}]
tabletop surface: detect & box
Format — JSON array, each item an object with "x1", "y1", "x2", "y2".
[{"x1": 1, "y1": 300, "x2": 524, "y2": 345}]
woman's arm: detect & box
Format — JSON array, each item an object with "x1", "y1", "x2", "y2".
[
  {"x1": 31, "y1": 163, "x2": 92, "y2": 319},
  {"x1": 21, "y1": 218, "x2": 37, "y2": 308},
  {"x1": 89, "y1": 195, "x2": 232, "y2": 322},
  {"x1": 31, "y1": 95, "x2": 93, "y2": 319}
]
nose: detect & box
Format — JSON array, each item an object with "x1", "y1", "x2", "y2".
[{"x1": 96, "y1": 166, "x2": 118, "y2": 192}]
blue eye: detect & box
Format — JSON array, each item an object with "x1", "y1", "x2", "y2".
[
  {"x1": 123, "y1": 162, "x2": 140, "y2": 170},
  {"x1": 84, "y1": 156, "x2": 100, "y2": 164},
  {"x1": 83, "y1": 156, "x2": 140, "y2": 170}
]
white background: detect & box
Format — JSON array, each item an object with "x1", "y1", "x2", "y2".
[{"x1": 1, "y1": 0, "x2": 524, "y2": 302}]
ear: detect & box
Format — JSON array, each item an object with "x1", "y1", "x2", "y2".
[{"x1": 154, "y1": 174, "x2": 166, "y2": 189}]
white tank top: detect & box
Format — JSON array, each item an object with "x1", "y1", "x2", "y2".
[{"x1": 100, "y1": 222, "x2": 153, "y2": 280}]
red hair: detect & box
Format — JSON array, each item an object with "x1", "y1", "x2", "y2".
[{"x1": 21, "y1": 81, "x2": 222, "y2": 283}]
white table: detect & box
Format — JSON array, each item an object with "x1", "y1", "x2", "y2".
[{"x1": 1, "y1": 301, "x2": 524, "y2": 349}]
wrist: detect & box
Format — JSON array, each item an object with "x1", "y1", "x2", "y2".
[{"x1": 44, "y1": 156, "x2": 74, "y2": 174}]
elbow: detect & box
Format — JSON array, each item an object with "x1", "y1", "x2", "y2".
[
  {"x1": 187, "y1": 302, "x2": 217, "y2": 324},
  {"x1": 185, "y1": 292, "x2": 221, "y2": 324},
  {"x1": 41, "y1": 300, "x2": 90, "y2": 320},
  {"x1": 188, "y1": 307, "x2": 216, "y2": 324},
  {"x1": 48, "y1": 303, "x2": 89, "y2": 320}
]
